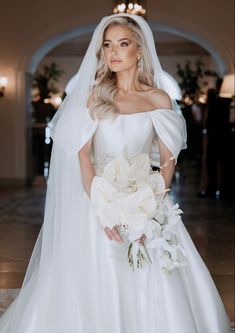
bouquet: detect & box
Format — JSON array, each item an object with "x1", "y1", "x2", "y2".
[{"x1": 90, "y1": 153, "x2": 187, "y2": 272}]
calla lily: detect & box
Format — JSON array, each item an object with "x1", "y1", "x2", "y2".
[{"x1": 103, "y1": 157, "x2": 130, "y2": 190}]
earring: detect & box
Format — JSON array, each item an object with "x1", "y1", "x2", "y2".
[{"x1": 137, "y1": 55, "x2": 141, "y2": 70}]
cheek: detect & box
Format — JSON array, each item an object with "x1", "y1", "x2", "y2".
[
  {"x1": 103, "y1": 48, "x2": 111, "y2": 63},
  {"x1": 122, "y1": 47, "x2": 137, "y2": 62}
]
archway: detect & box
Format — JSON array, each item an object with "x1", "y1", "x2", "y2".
[{"x1": 26, "y1": 21, "x2": 228, "y2": 75}]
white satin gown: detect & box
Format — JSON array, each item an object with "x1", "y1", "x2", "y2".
[{"x1": 0, "y1": 109, "x2": 232, "y2": 333}]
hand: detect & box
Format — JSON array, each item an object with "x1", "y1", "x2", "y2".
[{"x1": 104, "y1": 226, "x2": 124, "y2": 243}]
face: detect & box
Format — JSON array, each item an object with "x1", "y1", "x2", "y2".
[{"x1": 103, "y1": 24, "x2": 140, "y2": 73}]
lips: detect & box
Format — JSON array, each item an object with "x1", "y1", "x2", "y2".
[{"x1": 111, "y1": 59, "x2": 122, "y2": 64}]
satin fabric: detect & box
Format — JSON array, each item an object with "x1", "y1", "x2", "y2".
[{"x1": 0, "y1": 110, "x2": 231, "y2": 333}]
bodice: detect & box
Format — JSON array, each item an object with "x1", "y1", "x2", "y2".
[
  {"x1": 52, "y1": 105, "x2": 186, "y2": 172},
  {"x1": 92, "y1": 112, "x2": 154, "y2": 174}
]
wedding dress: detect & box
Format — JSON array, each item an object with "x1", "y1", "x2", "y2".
[
  {"x1": 0, "y1": 12, "x2": 232, "y2": 333},
  {"x1": 0, "y1": 108, "x2": 232, "y2": 333}
]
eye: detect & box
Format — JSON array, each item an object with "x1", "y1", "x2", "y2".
[
  {"x1": 120, "y1": 41, "x2": 129, "y2": 47},
  {"x1": 103, "y1": 42, "x2": 111, "y2": 48}
]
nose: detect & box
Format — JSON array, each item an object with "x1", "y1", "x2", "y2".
[{"x1": 111, "y1": 45, "x2": 118, "y2": 55}]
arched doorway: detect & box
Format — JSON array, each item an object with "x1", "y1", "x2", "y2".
[{"x1": 26, "y1": 20, "x2": 228, "y2": 76}]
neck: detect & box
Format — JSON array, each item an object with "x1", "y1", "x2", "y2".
[{"x1": 115, "y1": 67, "x2": 141, "y2": 93}]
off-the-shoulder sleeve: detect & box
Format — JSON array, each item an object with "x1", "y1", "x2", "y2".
[
  {"x1": 149, "y1": 109, "x2": 187, "y2": 166},
  {"x1": 52, "y1": 106, "x2": 99, "y2": 156}
]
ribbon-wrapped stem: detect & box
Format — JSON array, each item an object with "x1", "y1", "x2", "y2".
[{"x1": 127, "y1": 240, "x2": 152, "y2": 271}]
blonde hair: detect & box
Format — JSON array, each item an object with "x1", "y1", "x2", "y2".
[{"x1": 89, "y1": 16, "x2": 155, "y2": 120}]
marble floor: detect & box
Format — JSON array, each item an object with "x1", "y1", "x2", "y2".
[{"x1": 0, "y1": 161, "x2": 234, "y2": 323}]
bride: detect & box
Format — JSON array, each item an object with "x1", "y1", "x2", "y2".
[{"x1": 0, "y1": 13, "x2": 232, "y2": 333}]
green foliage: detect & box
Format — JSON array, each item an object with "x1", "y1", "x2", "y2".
[
  {"x1": 176, "y1": 60, "x2": 219, "y2": 103},
  {"x1": 32, "y1": 62, "x2": 64, "y2": 123},
  {"x1": 32, "y1": 62, "x2": 64, "y2": 101}
]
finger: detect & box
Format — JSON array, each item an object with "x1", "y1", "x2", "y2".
[
  {"x1": 104, "y1": 227, "x2": 113, "y2": 240},
  {"x1": 111, "y1": 227, "x2": 124, "y2": 242},
  {"x1": 139, "y1": 234, "x2": 146, "y2": 244}
]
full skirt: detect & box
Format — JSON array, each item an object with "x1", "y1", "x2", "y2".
[{"x1": 0, "y1": 193, "x2": 232, "y2": 333}]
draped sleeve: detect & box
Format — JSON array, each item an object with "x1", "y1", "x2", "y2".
[
  {"x1": 51, "y1": 106, "x2": 99, "y2": 156},
  {"x1": 149, "y1": 109, "x2": 187, "y2": 167}
]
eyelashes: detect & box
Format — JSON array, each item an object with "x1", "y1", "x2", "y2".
[
  {"x1": 103, "y1": 42, "x2": 129, "y2": 48},
  {"x1": 120, "y1": 42, "x2": 129, "y2": 47},
  {"x1": 103, "y1": 43, "x2": 111, "y2": 48}
]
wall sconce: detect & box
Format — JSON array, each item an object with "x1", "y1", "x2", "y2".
[
  {"x1": 0, "y1": 76, "x2": 8, "y2": 97},
  {"x1": 219, "y1": 73, "x2": 235, "y2": 124},
  {"x1": 219, "y1": 74, "x2": 235, "y2": 98}
]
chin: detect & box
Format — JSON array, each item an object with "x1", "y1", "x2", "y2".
[
  {"x1": 109, "y1": 65, "x2": 123, "y2": 72},
  {"x1": 110, "y1": 68, "x2": 122, "y2": 73},
  {"x1": 109, "y1": 65, "x2": 134, "y2": 73}
]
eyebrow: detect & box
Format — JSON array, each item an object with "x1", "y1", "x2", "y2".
[{"x1": 104, "y1": 37, "x2": 131, "y2": 42}]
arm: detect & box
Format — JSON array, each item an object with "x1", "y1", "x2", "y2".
[
  {"x1": 157, "y1": 136, "x2": 175, "y2": 189},
  {"x1": 78, "y1": 138, "x2": 95, "y2": 198},
  {"x1": 78, "y1": 137, "x2": 124, "y2": 243}
]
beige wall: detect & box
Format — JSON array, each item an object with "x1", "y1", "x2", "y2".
[{"x1": 0, "y1": 0, "x2": 234, "y2": 183}]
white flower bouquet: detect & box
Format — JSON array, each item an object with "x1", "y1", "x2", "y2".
[{"x1": 91, "y1": 153, "x2": 187, "y2": 272}]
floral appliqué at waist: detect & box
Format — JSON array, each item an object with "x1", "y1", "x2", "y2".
[{"x1": 93, "y1": 153, "x2": 155, "y2": 176}]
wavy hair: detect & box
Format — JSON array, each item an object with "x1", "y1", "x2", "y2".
[{"x1": 89, "y1": 16, "x2": 155, "y2": 120}]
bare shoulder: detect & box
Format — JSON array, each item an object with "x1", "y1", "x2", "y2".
[{"x1": 147, "y1": 88, "x2": 172, "y2": 110}]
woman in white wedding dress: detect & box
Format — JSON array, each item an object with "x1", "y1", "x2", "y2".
[{"x1": 0, "y1": 14, "x2": 232, "y2": 333}]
